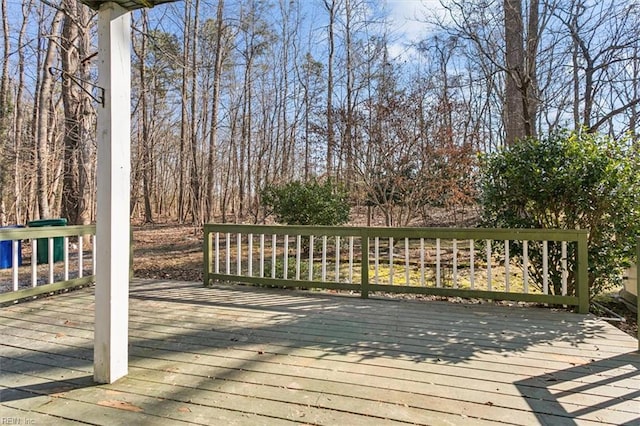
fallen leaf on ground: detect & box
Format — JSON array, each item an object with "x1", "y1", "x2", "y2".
[{"x1": 98, "y1": 400, "x2": 144, "y2": 412}]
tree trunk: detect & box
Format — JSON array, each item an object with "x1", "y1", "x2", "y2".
[
  {"x1": 0, "y1": 0, "x2": 10, "y2": 225},
  {"x1": 13, "y1": 1, "x2": 33, "y2": 224},
  {"x1": 139, "y1": 11, "x2": 154, "y2": 223},
  {"x1": 36, "y1": 9, "x2": 63, "y2": 219},
  {"x1": 324, "y1": 0, "x2": 336, "y2": 177},
  {"x1": 178, "y1": 0, "x2": 192, "y2": 223},
  {"x1": 189, "y1": 0, "x2": 201, "y2": 224},
  {"x1": 503, "y1": 0, "x2": 526, "y2": 146},
  {"x1": 525, "y1": 0, "x2": 539, "y2": 137},
  {"x1": 61, "y1": 0, "x2": 92, "y2": 226},
  {"x1": 206, "y1": 0, "x2": 225, "y2": 223}
]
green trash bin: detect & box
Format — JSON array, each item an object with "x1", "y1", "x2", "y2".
[{"x1": 28, "y1": 218, "x2": 67, "y2": 264}]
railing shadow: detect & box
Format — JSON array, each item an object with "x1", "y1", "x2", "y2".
[{"x1": 515, "y1": 353, "x2": 640, "y2": 425}]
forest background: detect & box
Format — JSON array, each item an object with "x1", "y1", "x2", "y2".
[{"x1": 0, "y1": 0, "x2": 639, "y2": 228}]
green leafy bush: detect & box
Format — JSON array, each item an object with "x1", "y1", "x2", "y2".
[
  {"x1": 479, "y1": 130, "x2": 640, "y2": 297},
  {"x1": 261, "y1": 179, "x2": 350, "y2": 226}
]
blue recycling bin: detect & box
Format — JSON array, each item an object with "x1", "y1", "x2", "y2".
[{"x1": 0, "y1": 225, "x2": 23, "y2": 269}]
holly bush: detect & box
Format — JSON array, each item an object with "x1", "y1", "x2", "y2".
[
  {"x1": 479, "y1": 130, "x2": 640, "y2": 297},
  {"x1": 261, "y1": 179, "x2": 350, "y2": 226}
]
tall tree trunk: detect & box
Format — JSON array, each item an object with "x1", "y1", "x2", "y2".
[
  {"x1": 189, "y1": 0, "x2": 201, "y2": 224},
  {"x1": 344, "y1": 0, "x2": 354, "y2": 183},
  {"x1": 0, "y1": 0, "x2": 10, "y2": 225},
  {"x1": 178, "y1": 0, "x2": 192, "y2": 223},
  {"x1": 525, "y1": 0, "x2": 539, "y2": 137},
  {"x1": 61, "y1": 0, "x2": 79, "y2": 224},
  {"x1": 503, "y1": 0, "x2": 525, "y2": 146},
  {"x1": 36, "y1": 9, "x2": 63, "y2": 219},
  {"x1": 61, "y1": 0, "x2": 92, "y2": 226},
  {"x1": 324, "y1": 0, "x2": 336, "y2": 177},
  {"x1": 13, "y1": 0, "x2": 33, "y2": 224},
  {"x1": 139, "y1": 11, "x2": 154, "y2": 223},
  {"x1": 206, "y1": 0, "x2": 225, "y2": 223}
]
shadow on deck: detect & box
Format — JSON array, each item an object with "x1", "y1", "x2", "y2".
[{"x1": 0, "y1": 279, "x2": 638, "y2": 425}]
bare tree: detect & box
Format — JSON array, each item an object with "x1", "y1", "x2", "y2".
[
  {"x1": 35, "y1": 8, "x2": 64, "y2": 219},
  {"x1": 323, "y1": 0, "x2": 338, "y2": 177},
  {"x1": 0, "y1": 0, "x2": 10, "y2": 225},
  {"x1": 60, "y1": 0, "x2": 93, "y2": 225},
  {"x1": 205, "y1": 0, "x2": 226, "y2": 222},
  {"x1": 555, "y1": 0, "x2": 640, "y2": 133}
]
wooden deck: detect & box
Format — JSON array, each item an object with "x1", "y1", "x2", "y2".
[{"x1": 1, "y1": 279, "x2": 638, "y2": 425}]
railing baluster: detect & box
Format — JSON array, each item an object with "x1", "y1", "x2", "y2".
[
  {"x1": 283, "y1": 235, "x2": 289, "y2": 280},
  {"x1": 226, "y1": 233, "x2": 231, "y2": 275},
  {"x1": 436, "y1": 238, "x2": 441, "y2": 288},
  {"x1": 79, "y1": 236, "x2": 84, "y2": 278},
  {"x1": 309, "y1": 235, "x2": 314, "y2": 281},
  {"x1": 405, "y1": 238, "x2": 410, "y2": 285},
  {"x1": 12, "y1": 240, "x2": 19, "y2": 291},
  {"x1": 486, "y1": 239, "x2": 492, "y2": 291},
  {"x1": 543, "y1": 241, "x2": 549, "y2": 295},
  {"x1": 523, "y1": 240, "x2": 529, "y2": 293},
  {"x1": 322, "y1": 236, "x2": 327, "y2": 282},
  {"x1": 335, "y1": 236, "x2": 341, "y2": 282},
  {"x1": 295, "y1": 235, "x2": 301, "y2": 280},
  {"x1": 389, "y1": 237, "x2": 394, "y2": 286},
  {"x1": 260, "y1": 234, "x2": 265, "y2": 278},
  {"x1": 561, "y1": 241, "x2": 568, "y2": 296},
  {"x1": 248, "y1": 234, "x2": 253, "y2": 277},
  {"x1": 272, "y1": 234, "x2": 277, "y2": 279},
  {"x1": 469, "y1": 239, "x2": 475, "y2": 289},
  {"x1": 420, "y1": 238, "x2": 425, "y2": 286},
  {"x1": 349, "y1": 236, "x2": 354, "y2": 284},
  {"x1": 64, "y1": 236, "x2": 69, "y2": 281},
  {"x1": 453, "y1": 239, "x2": 458, "y2": 289},
  {"x1": 361, "y1": 236, "x2": 369, "y2": 298},
  {"x1": 48, "y1": 238, "x2": 54, "y2": 284},
  {"x1": 504, "y1": 240, "x2": 509, "y2": 292},
  {"x1": 32, "y1": 239, "x2": 37, "y2": 288},
  {"x1": 237, "y1": 233, "x2": 242, "y2": 276},
  {"x1": 214, "y1": 232, "x2": 220, "y2": 274}
]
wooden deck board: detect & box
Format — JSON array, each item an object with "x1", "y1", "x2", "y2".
[{"x1": 1, "y1": 279, "x2": 639, "y2": 425}]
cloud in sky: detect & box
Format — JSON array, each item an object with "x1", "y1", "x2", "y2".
[
  {"x1": 384, "y1": 0, "x2": 445, "y2": 61},
  {"x1": 386, "y1": 0, "x2": 443, "y2": 40}
]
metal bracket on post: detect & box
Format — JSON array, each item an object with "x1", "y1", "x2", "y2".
[{"x1": 49, "y1": 67, "x2": 105, "y2": 107}]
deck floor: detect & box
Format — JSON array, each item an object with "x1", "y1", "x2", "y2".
[{"x1": 1, "y1": 279, "x2": 638, "y2": 425}]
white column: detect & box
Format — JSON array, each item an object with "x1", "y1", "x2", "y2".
[{"x1": 94, "y1": 2, "x2": 131, "y2": 384}]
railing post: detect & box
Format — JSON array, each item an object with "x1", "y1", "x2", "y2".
[
  {"x1": 361, "y1": 234, "x2": 369, "y2": 299},
  {"x1": 577, "y1": 232, "x2": 589, "y2": 314},
  {"x1": 203, "y1": 226, "x2": 211, "y2": 286}
]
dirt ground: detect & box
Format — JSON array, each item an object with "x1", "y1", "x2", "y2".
[
  {"x1": 133, "y1": 223, "x2": 203, "y2": 282},
  {"x1": 132, "y1": 222, "x2": 638, "y2": 339}
]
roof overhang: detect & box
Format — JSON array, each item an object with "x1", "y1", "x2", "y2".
[{"x1": 78, "y1": 0, "x2": 178, "y2": 11}]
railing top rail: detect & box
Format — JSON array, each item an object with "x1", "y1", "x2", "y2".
[
  {"x1": 0, "y1": 224, "x2": 96, "y2": 240},
  {"x1": 204, "y1": 223, "x2": 588, "y2": 241}
]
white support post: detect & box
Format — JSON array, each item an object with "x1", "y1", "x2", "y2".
[{"x1": 94, "y1": 3, "x2": 132, "y2": 384}]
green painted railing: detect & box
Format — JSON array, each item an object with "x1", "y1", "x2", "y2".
[
  {"x1": 0, "y1": 225, "x2": 96, "y2": 305},
  {"x1": 204, "y1": 224, "x2": 590, "y2": 313}
]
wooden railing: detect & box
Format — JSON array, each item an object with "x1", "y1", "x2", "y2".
[
  {"x1": 204, "y1": 224, "x2": 590, "y2": 313},
  {"x1": 0, "y1": 225, "x2": 96, "y2": 304}
]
